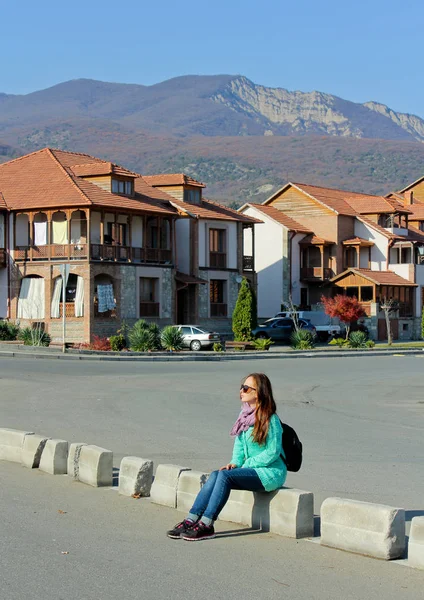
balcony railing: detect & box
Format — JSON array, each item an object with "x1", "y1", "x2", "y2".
[
  {"x1": 14, "y1": 244, "x2": 172, "y2": 265},
  {"x1": 15, "y1": 244, "x2": 88, "y2": 261},
  {"x1": 139, "y1": 302, "x2": 160, "y2": 317},
  {"x1": 300, "y1": 267, "x2": 333, "y2": 280},
  {"x1": 209, "y1": 252, "x2": 227, "y2": 269},
  {"x1": 210, "y1": 303, "x2": 227, "y2": 317},
  {"x1": 0, "y1": 248, "x2": 6, "y2": 268},
  {"x1": 398, "y1": 302, "x2": 413, "y2": 318},
  {"x1": 243, "y1": 255, "x2": 254, "y2": 271}
]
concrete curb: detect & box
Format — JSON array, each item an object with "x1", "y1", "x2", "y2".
[
  {"x1": 0, "y1": 348, "x2": 423, "y2": 362},
  {"x1": 321, "y1": 497, "x2": 405, "y2": 560},
  {"x1": 0, "y1": 430, "x2": 422, "y2": 568}
]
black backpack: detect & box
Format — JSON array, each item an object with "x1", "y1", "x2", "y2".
[{"x1": 279, "y1": 420, "x2": 303, "y2": 472}]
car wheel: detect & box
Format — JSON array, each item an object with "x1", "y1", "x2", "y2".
[
  {"x1": 190, "y1": 340, "x2": 202, "y2": 351},
  {"x1": 317, "y1": 332, "x2": 329, "y2": 342},
  {"x1": 256, "y1": 333, "x2": 268, "y2": 340}
]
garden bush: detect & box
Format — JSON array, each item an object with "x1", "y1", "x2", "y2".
[
  {"x1": 109, "y1": 334, "x2": 126, "y2": 352},
  {"x1": 348, "y1": 331, "x2": 367, "y2": 348},
  {"x1": 0, "y1": 320, "x2": 20, "y2": 341},
  {"x1": 18, "y1": 326, "x2": 51, "y2": 347},
  {"x1": 252, "y1": 337, "x2": 274, "y2": 351},
  {"x1": 129, "y1": 320, "x2": 161, "y2": 352},
  {"x1": 232, "y1": 278, "x2": 257, "y2": 341},
  {"x1": 365, "y1": 339, "x2": 375, "y2": 348},
  {"x1": 90, "y1": 335, "x2": 111, "y2": 351},
  {"x1": 291, "y1": 329, "x2": 315, "y2": 350},
  {"x1": 213, "y1": 342, "x2": 223, "y2": 352},
  {"x1": 329, "y1": 337, "x2": 348, "y2": 348},
  {"x1": 160, "y1": 326, "x2": 185, "y2": 351}
]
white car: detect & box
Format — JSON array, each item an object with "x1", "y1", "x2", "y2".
[{"x1": 173, "y1": 325, "x2": 221, "y2": 351}]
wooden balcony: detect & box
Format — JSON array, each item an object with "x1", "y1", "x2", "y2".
[
  {"x1": 243, "y1": 255, "x2": 254, "y2": 271},
  {"x1": 14, "y1": 244, "x2": 173, "y2": 265},
  {"x1": 0, "y1": 248, "x2": 6, "y2": 268},
  {"x1": 209, "y1": 252, "x2": 227, "y2": 269},
  {"x1": 15, "y1": 244, "x2": 88, "y2": 261},
  {"x1": 139, "y1": 302, "x2": 160, "y2": 317},
  {"x1": 300, "y1": 267, "x2": 333, "y2": 281},
  {"x1": 210, "y1": 303, "x2": 227, "y2": 317}
]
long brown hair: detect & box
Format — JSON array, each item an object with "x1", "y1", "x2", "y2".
[{"x1": 243, "y1": 373, "x2": 276, "y2": 445}]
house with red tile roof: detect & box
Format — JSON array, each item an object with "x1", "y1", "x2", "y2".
[
  {"x1": 240, "y1": 181, "x2": 424, "y2": 340},
  {"x1": 0, "y1": 149, "x2": 258, "y2": 343}
]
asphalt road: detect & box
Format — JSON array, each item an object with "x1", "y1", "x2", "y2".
[
  {"x1": 1, "y1": 355, "x2": 424, "y2": 599},
  {"x1": 1, "y1": 354, "x2": 423, "y2": 509}
]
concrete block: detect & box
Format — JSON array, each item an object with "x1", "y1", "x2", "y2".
[
  {"x1": 119, "y1": 456, "x2": 154, "y2": 497},
  {"x1": 268, "y1": 488, "x2": 314, "y2": 538},
  {"x1": 0, "y1": 428, "x2": 34, "y2": 463},
  {"x1": 217, "y1": 487, "x2": 313, "y2": 538},
  {"x1": 150, "y1": 464, "x2": 191, "y2": 508},
  {"x1": 67, "y1": 443, "x2": 87, "y2": 479},
  {"x1": 39, "y1": 439, "x2": 69, "y2": 475},
  {"x1": 408, "y1": 516, "x2": 424, "y2": 569},
  {"x1": 176, "y1": 470, "x2": 209, "y2": 513},
  {"x1": 321, "y1": 497, "x2": 405, "y2": 560},
  {"x1": 77, "y1": 445, "x2": 113, "y2": 487},
  {"x1": 22, "y1": 434, "x2": 49, "y2": 468},
  {"x1": 219, "y1": 489, "x2": 256, "y2": 526}
]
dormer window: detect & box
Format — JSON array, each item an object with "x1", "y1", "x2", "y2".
[
  {"x1": 184, "y1": 189, "x2": 201, "y2": 204},
  {"x1": 112, "y1": 179, "x2": 133, "y2": 195}
]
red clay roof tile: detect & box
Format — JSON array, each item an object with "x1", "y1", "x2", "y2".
[{"x1": 243, "y1": 204, "x2": 312, "y2": 232}]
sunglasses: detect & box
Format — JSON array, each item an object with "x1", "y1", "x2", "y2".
[{"x1": 240, "y1": 385, "x2": 256, "y2": 393}]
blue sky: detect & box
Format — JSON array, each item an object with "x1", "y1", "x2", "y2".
[{"x1": 2, "y1": 0, "x2": 422, "y2": 116}]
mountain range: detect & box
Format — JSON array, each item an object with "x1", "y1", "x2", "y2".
[{"x1": 1, "y1": 75, "x2": 424, "y2": 204}]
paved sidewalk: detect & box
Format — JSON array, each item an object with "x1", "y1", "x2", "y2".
[{"x1": 1, "y1": 461, "x2": 422, "y2": 600}]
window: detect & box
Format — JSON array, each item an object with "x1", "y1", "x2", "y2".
[
  {"x1": 210, "y1": 280, "x2": 227, "y2": 317},
  {"x1": 346, "y1": 287, "x2": 359, "y2": 298},
  {"x1": 107, "y1": 222, "x2": 127, "y2": 246},
  {"x1": 184, "y1": 189, "x2": 200, "y2": 204},
  {"x1": 345, "y1": 247, "x2": 357, "y2": 268},
  {"x1": 360, "y1": 286, "x2": 373, "y2": 302},
  {"x1": 401, "y1": 247, "x2": 412, "y2": 264},
  {"x1": 180, "y1": 326, "x2": 192, "y2": 335},
  {"x1": 112, "y1": 179, "x2": 133, "y2": 195},
  {"x1": 140, "y1": 277, "x2": 159, "y2": 317},
  {"x1": 209, "y1": 229, "x2": 226, "y2": 268},
  {"x1": 17, "y1": 276, "x2": 45, "y2": 319},
  {"x1": 51, "y1": 274, "x2": 84, "y2": 318}
]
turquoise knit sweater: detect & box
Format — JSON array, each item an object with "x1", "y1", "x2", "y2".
[{"x1": 230, "y1": 413, "x2": 287, "y2": 492}]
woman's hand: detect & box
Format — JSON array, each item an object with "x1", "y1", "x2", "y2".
[{"x1": 219, "y1": 463, "x2": 237, "y2": 471}]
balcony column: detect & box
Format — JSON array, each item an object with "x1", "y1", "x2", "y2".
[
  {"x1": 28, "y1": 212, "x2": 34, "y2": 261},
  {"x1": 158, "y1": 216, "x2": 163, "y2": 262},
  {"x1": 100, "y1": 211, "x2": 105, "y2": 244},
  {"x1": 86, "y1": 210, "x2": 91, "y2": 261},
  {"x1": 356, "y1": 246, "x2": 360, "y2": 269},
  {"x1": 320, "y1": 245, "x2": 324, "y2": 280},
  {"x1": 66, "y1": 210, "x2": 71, "y2": 260},
  {"x1": 251, "y1": 224, "x2": 255, "y2": 272},
  {"x1": 47, "y1": 210, "x2": 52, "y2": 260},
  {"x1": 128, "y1": 214, "x2": 132, "y2": 261},
  {"x1": 143, "y1": 215, "x2": 147, "y2": 263}
]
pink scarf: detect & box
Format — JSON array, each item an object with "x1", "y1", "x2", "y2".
[{"x1": 230, "y1": 403, "x2": 256, "y2": 437}]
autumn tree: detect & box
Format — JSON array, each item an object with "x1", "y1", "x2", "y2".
[{"x1": 321, "y1": 294, "x2": 366, "y2": 340}]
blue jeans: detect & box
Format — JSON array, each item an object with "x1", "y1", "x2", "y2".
[{"x1": 190, "y1": 468, "x2": 265, "y2": 521}]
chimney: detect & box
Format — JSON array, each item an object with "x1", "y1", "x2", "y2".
[{"x1": 404, "y1": 190, "x2": 414, "y2": 205}]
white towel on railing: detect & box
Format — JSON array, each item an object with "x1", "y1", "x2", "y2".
[
  {"x1": 34, "y1": 221, "x2": 47, "y2": 246},
  {"x1": 97, "y1": 284, "x2": 115, "y2": 313}
]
